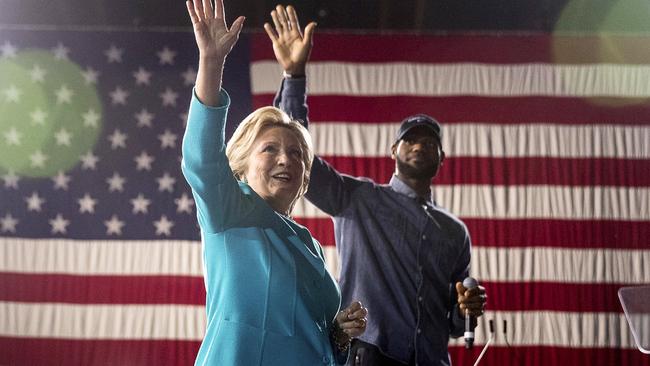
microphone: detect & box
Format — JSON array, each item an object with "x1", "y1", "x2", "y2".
[{"x1": 462, "y1": 277, "x2": 479, "y2": 349}]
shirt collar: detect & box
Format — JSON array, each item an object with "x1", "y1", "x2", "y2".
[{"x1": 389, "y1": 175, "x2": 433, "y2": 204}]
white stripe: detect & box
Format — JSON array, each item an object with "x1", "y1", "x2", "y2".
[
  {"x1": 322, "y1": 245, "x2": 340, "y2": 280},
  {"x1": 4, "y1": 239, "x2": 648, "y2": 285},
  {"x1": 322, "y1": 243, "x2": 650, "y2": 284},
  {"x1": 0, "y1": 301, "x2": 636, "y2": 348},
  {"x1": 0, "y1": 237, "x2": 339, "y2": 280},
  {"x1": 293, "y1": 186, "x2": 650, "y2": 221},
  {"x1": 0, "y1": 302, "x2": 204, "y2": 340},
  {"x1": 309, "y1": 123, "x2": 650, "y2": 159},
  {"x1": 448, "y1": 311, "x2": 638, "y2": 348},
  {"x1": 435, "y1": 185, "x2": 650, "y2": 220},
  {"x1": 251, "y1": 61, "x2": 650, "y2": 97},
  {"x1": 472, "y1": 247, "x2": 650, "y2": 284},
  {"x1": 0, "y1": 238, "x2": 202, "y2": 275}
]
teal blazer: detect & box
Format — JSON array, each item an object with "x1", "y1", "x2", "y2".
[{"x1": 181, "y1": 90, "x2": 345, "y2": 365}]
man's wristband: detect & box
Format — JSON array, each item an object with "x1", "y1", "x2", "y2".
[{"x1": 283, "y1": 70, "x2": 306, "y2": 79}]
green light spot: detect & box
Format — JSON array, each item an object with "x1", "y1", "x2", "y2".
[
  {"x1": 0, "y1": 50, "x2": 102, "y2": 177},
  {"x1": 554, "y1": 0, "x2": 650, "y2": 33}
]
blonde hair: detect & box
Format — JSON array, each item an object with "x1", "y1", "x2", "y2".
[{"x1": 226, "y1": 106, "x2": 314, "y2": 210}]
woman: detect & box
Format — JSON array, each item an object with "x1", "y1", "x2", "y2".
[{"x1": 181, "y1": 0, "x2": 367, "y2": 365}]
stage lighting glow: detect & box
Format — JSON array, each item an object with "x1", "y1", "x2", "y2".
[
  {"x1": 0, "y1": 49, "x2": 102, "y2": 177},
  {"x1": 551, "y1": 0, "x2": 650, "y2": 107}
]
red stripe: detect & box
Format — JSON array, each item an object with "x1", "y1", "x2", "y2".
[
  {"x1": 463, "y1": 218, "x2": 650, "y2": 249},
  {"x1": 316, "y1": 156, "x2": 650, "y2": 186},
  {"x1": 442, "y1": 157, "x2": 650, "y2": 186},
  {"x1": 252, "y1": 33, "x2": 650, "y2": 64},
  {"x1": 448, "y1": 346, "x2": 649, "y2": 366},
  {"x1": 482, "y1": 282, "x2": 627, "y2": 313},
  {"x1": 0, "y1": 337, "x2": 200, "y2": 366},
  {"x1": 253, "y1": 94, "x2": 650, "y2": 124},
  {"x1": 294, "y1": 217, "x2": 335, "y2": 247},
  {"x1": 0, "y1": 274, "x2": 634, "y2": 313},
  {"x1": 296, "y1": 218, "x2": 650, "y2": 250},
  {"x1": 1, "y1": 338, "x2": 644, "y2": 366},
  {"x1": 0, "y1": 273, "x2": 205, "y2": 304}
]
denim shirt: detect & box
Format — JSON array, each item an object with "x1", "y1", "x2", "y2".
[{"x1": 275, "y1": 78, "x2": 470, "y2": 366}]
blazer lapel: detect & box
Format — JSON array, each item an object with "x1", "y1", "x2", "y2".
[
  {"x1": 245, "y1": 184, "x2": 327, "y2": 277},
  {"x1": 278, "y1": 215, "x2": 327, "y2": 277}
]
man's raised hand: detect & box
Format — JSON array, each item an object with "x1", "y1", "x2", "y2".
[{"x1": 264, "y1": 5, "x2": 316, "y2": 75}]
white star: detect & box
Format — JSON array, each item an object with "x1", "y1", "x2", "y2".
[
  {"x1": 158, "y1": 129, "x2": 177, "y2": 149},
  {"x1": 109, "y1": 86, "x2": 129, "y2": 105},
  {"x1": 131, "y1": 193, "x2": 151, "y2": 214},
  {"x1": 104, "y1": 215, "x2": 125, "y2": 236},
  {"x1": 0, "y1": 213, "x2": 18, "y2": 233},
  {"x1": 135, "y1": 108, "x2": 154, "y2": 128},
  {"x1": 133, "y1": 67, "x2": 152, "y2": 86},
  {"x1": 160, "y1": 87, "x2": 178, "y2": 107},
  {"x1": 52, "y1": 43, "x2": 70, "y2": 60},
  {"x1": 3, "y1": 85, "x2": 22, "y2": 103},
  {"x1": 179, "y1": 111, "x2": 188, "y2": 125},
  {"x1": 30, "y1": 109, "x2": 47, "y2": 125},
  {"x1": 175, "y1": 193, "x2": 195, "y2": 214},
  {"x1": 77, "y1": 193, "x2": 97, "y2": 214},
  {"x1": 181, "y1": 66, "x2": 197, "y2": 86},
  {"x1": 107, "y1": 129, "x2": 127, "y2": 149},
  {"x1": 55, "y1": 85, "x2": 73, "y2": 104},
  {"x1": 81, "y1": 67, "x2": 99, "y2": 84},
  {"x1": 153, "y1": 215, "x2": 174, "y2": 236},
  {"x1": 2, "y1": 171, "x2": 19, "y2": 189},
  {"x1": 4, "y1": 127, "x2": 21, "y2": 145},
  {"x1": 80, "y1": 151, "x2": 99, "y2": 170},
  {"x1": 30, "y1": 65, "x2": 46, "y2": 83},
  {"x1": 82, "y1": 109, "x2": 100, "y2": 128},
  {"x1": 134, "y1": 151, "x2": 155, "y2": 171},
  {"x1": 1, "y1": 41, "x2": 17, "y2": 58},
  {"x1": 104, "y1": 44, "x2": 124, "y2": 63},
  {"x1": 54, "y1": 128, "x2": 72, "y2": 146},
  {"x1": 156, "y1": 172, "x2": 176, "y2": 192},
  {"x1": 51, "y1": 171, "x2": 71, "y2": 190},
  {"x1": 157, "y1": 46, "x2": 177, "y2": 65},
  {"x1": 29, "y1": 150, "x2": 48, "y2": 168},
  {"x1": 25, "y1": 192, "x2": 45, "y2": 212},
  {"x1": 106, "y1": 172, "x2": 126, "y2": 192},
  {"x1": 49, "y1": 214, "x2": 70, "y2": 234}
]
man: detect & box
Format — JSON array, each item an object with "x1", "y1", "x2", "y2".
[{"x1": 264, "y1": 5, "x2": 487, "y2": 365}]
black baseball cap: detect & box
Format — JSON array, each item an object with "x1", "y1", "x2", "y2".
[{"x1": 395, "y1": 114, "x2": 442, "y2": 143}]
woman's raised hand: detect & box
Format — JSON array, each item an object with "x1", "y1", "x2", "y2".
[{"x1": 186, "y1": 0, "x2": 245, "y2": 62}]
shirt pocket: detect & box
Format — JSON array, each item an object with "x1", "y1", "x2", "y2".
[
  {"x1": 370, "y1": 204, "x2": 407, "y2": 250},
  {"x1": 424, "y1": 237, "x2": 459, "y2": 279}
]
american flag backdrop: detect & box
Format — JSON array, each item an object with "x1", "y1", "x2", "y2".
[{"x1": 1, "y1": 27, "x2": 650, "y2": 366}]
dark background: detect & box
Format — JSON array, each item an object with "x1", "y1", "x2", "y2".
[{"x1": 2, "y1": 0, "x2": 650, "y2": 33}]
